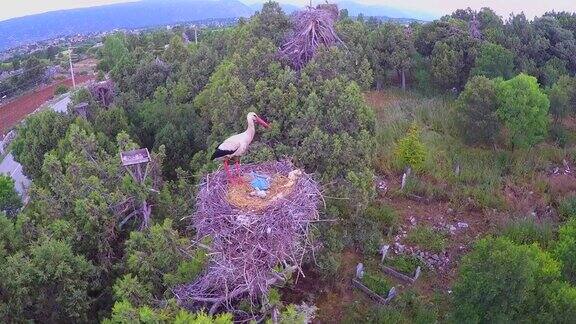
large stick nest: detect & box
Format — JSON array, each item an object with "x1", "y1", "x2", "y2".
[
  {"x1": 175, "y1": 160, "x2": 321, "y2": 316},
  {"x1": 279, "y1": 3, "x2": 343, "y2": 70}
]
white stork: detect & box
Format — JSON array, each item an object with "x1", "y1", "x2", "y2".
[{"x1": 211, "y1": 112, "x2": 270, "y2": 181}]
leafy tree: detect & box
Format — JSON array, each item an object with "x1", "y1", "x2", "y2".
[
  {"x1": 0, "y1": 175, "x2": 22, "y2": 217},
  {"x1": 496, "y1": 73, "x2": 550, "y2": 148},
  {"x1": 172, "y1": 43, "x2": 222, "y2": 103},
  {"x1": 163, "y1": 35, "x2": 190, "y2": 68},
  {"x1": 456, "y1": 76, "x2": 500, "y2": 145},
  {"x1": 93, "y1": 106, "x2": 131, "y2": 139},
  {"x1": 548, "y1": 75, "x2": 576, "y2": 119},
  {"x1": 128, "y1": 58, "x2": 171, "y2": 99},
  {"x1": 0, "y1": 213, "x2": 24, "y2": 260},
  {"x1": 103, "y1": 300, "x2": 233, "y2": 324},
  {"x1": 123, "y1": 219, "x2": 207, "y2": 297},
  {"x1": 452, "y1": 237, "x2": 567, "y2": 323},
  {"x1": 430, "y1": 41, "x2": 464, "y2": 91},
  {"x1": 554, "y1": 219, "x2": 576, "y2": 284},
  {"x1": 540, "y1": 57, "x2": 569, "y2": 87},
  {"x1": 371, "y1": 23, "x2": 415, "y2": 90},
  {"x1": 337, "y1": 19, "x2": 375, "y2": 89},
  {"x1": 12, "y1": 110, "x2": 71, "y2": 180},
  {"x1": 250, "y1": 0, "x2": 291, "y2": 44},
  {"x1": 100, "y1": 34, "x2": 130, "y2": 72},
  {"x1": 472, "y1": 42, "x2": 514, "y2": 79},
  {"x1": 0, "y1": 238, "x2": 95, "y2": 322}
]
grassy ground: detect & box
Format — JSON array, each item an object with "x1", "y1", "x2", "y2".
[{"x1": 285, "y1": 89, "x2": 576, "y2": 322}]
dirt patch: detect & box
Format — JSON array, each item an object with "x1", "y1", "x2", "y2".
[
  {"x1": 281, "y1": 249, "x2": 371, "y2": 323},
  {"x1": 0, "y1": 74, "x2": 94, "y2": 134}
]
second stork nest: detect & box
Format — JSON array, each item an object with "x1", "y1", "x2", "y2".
[{"x1": 175, "y1": 160, "x2": 321, "y2": 317}]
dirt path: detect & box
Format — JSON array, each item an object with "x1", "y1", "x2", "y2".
[{"x1": 0, "y1": 75, "x2": 94, "y2": 134}]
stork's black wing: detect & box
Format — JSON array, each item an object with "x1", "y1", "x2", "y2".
[{"x1": 211, "y1": 148, "x2": 236, "y2": 160}]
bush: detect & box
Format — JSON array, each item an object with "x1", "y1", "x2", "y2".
[
  {"x1": 0, "y1": 175, "x2": 22, "y2": 217},
  {"x1": 471, "y1": 42, "x2": 514, "y2": 79},
  {"x1": 496, "y1": 73, "x2": 550, "y2": 149},
  {"x1": 452, "y1": 237, "x2": 564, "y2": 323},
  {"x1": 554, "y1": 219, "x2": 576, "y2": 284},
  {"x1": 558, "y1": 196, "x2": 576, "y2": 220},
  {"x1": 54, "y1": 84, "x2": 69, "y2": 95},
  {"x1": 456, "y1": 76, "x2": 500, "y2": 145},
  {"x1": 406, "y1": 225, "x2": 447, "y2": 252},
  {"x1": 395, "y1": 124, "x2": 427, "y2": 172}
]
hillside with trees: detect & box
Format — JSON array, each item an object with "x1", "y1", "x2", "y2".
[{"x1": 2, "y1": 2, "x2": 576, "y2": 322}]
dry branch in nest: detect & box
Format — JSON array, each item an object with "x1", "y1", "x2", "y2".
[
  {"x1": 89, "y1": 80, "x2": 115, "y2": 107},
  {"x1": 279, "y1": 3, "x2": 343, "y2": 70},
  {"x1": 174, "y1": 160, "x2": 321, "y2": 318}
]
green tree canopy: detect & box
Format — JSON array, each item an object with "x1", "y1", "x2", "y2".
[
  {"x1": 452, "y1": 237, "x2": 572, "y2": 323},
  {"x1": 472, "y1": 42, "x2": 515, "y2": 79},
  {"x1": 12, "y1": 110, "x2": 71, "y2": 180},
  {"x1": 0, "y1": 238, "x2": 95, "y2": 322},
  {"x1": 496, "y1": 73, "x2": 550, "y2": 148},
  {"x1": 456, "y1": 75, "x2": 501, "y2": 145},
  {"x1": 0, "y1": 175, "x2": 22, "y2": 217}
]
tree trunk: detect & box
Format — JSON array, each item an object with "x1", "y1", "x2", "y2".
[{"x1": 401, "y1": 69, "x2": 406, "y2": 91}]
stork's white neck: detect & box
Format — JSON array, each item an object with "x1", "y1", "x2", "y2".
[{"x1": 244, "y1": 116, "x2": 256, "y2": 142}]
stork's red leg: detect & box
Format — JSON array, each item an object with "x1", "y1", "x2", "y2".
[
  {"x1": 235, "y1": 158, "x2": 241, "y2": 176},
  {"x1": 224, "y1": 159, "x2": 231, "y2": 182}
]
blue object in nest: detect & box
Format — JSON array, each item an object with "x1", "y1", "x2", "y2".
[{"x1": 250, "y1": 172, "x2": 270, "y2": 191}]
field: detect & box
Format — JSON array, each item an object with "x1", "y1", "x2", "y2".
[
  {"x1": 0, "y1": 74, "x2": 93, "y2": 134},
  {"x1": 281, "y1": 89, "x2": 576, "y2": 322}
]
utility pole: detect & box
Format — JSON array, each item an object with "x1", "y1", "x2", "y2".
[
  {"x1": 194, "y1": 26, "x2": 198, "y2": 44},
  {"x1": 69, "y1": 47, "x2": 76, "y2": 89}
]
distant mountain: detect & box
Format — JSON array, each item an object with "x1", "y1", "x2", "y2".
[
  {"x1": 0, "y1": 0, "x2": 434, "y2": 52},
  {"x1": 334, "y1": 1, "x2": 435, "y2": 21},
  {"x1": 0, "y1": 0, "x2": 253, "y2": 51},
  {"x1": 248, "y1": 1, "x2": 435, "y2": 21}
]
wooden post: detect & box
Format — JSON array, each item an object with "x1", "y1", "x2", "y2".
[
  {"x1": 356, "y1": 263, "x2": 364, "y2": 279},
  {"x1": 401, "y1": 167, "x2": 411, "y2": 190},
  {"x1": 380, "y1": 244, "x2": 389, "y2": 263}
]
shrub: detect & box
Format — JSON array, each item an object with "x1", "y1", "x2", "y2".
[
  {"x1": 471, "y1": 42, "x2": 514, "y2": 79},
  {"x1": 554, "y1": 219, "x2": 576, "y2": 284},
  {"x1": 558, "y1": 196, "x2": 576, "y2": 220},
  {"x1": 406, "y1": 225, "x2": 447, "y2": 252},
  {"x1": 456, "y1": 76, "x2": 500, "y2": 145},
  {"x1": 395, "y1": 124, "x2": 426, "y2": 172},
  {"x1": 0, "y1": 175, "x2": 22, "y2": 218},
  {"x1": 452, "y1": 237, "x2": 563, "y2": 323},
  {"x1": 496, "y1": 74, "x2": 550, "y2": 149},
  {"x1": 549, "y1": 123, "x2": 569, "y2": 147},
  {"x1": 54, "y1": 84, "x2": 69, "y2": 95}
]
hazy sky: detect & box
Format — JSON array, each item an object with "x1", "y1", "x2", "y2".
[
  {"x1": 0, "y1": 0, "x2": 134, "y2": 21},
  {"x1": 1, "y1": 0, "x2": 575, "y2": 22}
]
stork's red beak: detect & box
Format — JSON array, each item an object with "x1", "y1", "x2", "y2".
[{"x1": 256, "y1": 116, "x2": 270, "y2": 128}]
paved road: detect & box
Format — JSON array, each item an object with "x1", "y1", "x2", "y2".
[
  {"x1": 0, "y1": 94, "x2": 71, "y2": 197},
  {"x1": 51, "y1": 95, "x2": 70, "y2": 113},
  {"x1": 0, "y1": 152, "x2": 30, "y2": 195}
]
